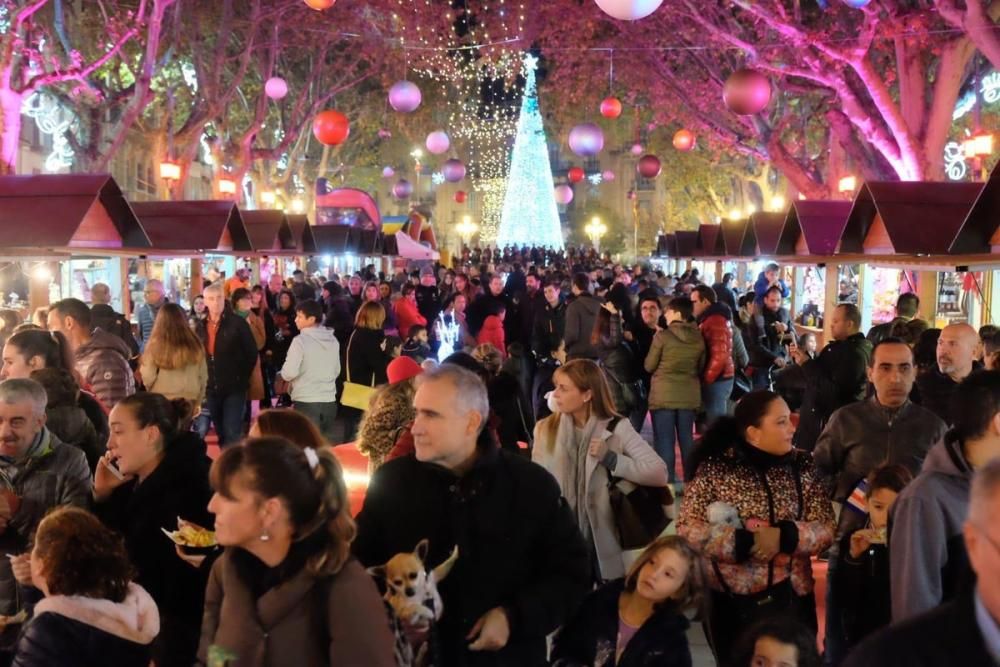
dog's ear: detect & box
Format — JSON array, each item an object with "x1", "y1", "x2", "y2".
[
  {"x1": 367, "y1": 565, "x2": 387, "y2": 581},
  {"x1": 432, "y1": 545, "x2": 459, "y2": 583},
  {"x1": 414, "y1": 538, "x2": 430, "y2": 562}
]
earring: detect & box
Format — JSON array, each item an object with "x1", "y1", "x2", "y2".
[{"x1": 259, "y1": 530, "x2": 270, "y2": 542}]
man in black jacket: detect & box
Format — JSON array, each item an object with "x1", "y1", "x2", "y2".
[
  {"x1": 866, "y1": 292, "x2": 920, "y2": 346},
  {"x1": 88, "y1": 283, "x2": 139, "y2": 361},
  {"x1": 195, "y1": 284, "x2": 258, "y2": 446},
  {"x1": 530, "y1": 281, "x2": 566, "y2": 419},
  {"x1": 748, "y1": 285, "x2": 795, "y2": 389},
  {"x1": 789, "y1": 303, "x2": 872, "y2": 452},
  {"x1": 354, "y1": 364, "x2": 591, "y2": 666},
  {"x1": 844, "y1": 458, "x2": 1000, "y2": 666},
  {"x1": 915, "y1": 322, "x2": 979, "y2": 424}
]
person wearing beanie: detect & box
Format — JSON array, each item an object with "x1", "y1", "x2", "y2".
[{"x1": 356, "y1": 356, "x2": 424, "y2": 472}]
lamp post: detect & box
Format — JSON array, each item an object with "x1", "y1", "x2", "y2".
[
  {"x1": 585, "y1": 216, "x2": 607, "y2": 253},
  {"x1": 159, "y1": 160, "x2": 180, "y2": 200},
  {"x1": 962, "y1": 132, "x2": 994, "y2": 181},
  {"x1": 456, "y1": 215, "x2": 478, "y2": 249}
]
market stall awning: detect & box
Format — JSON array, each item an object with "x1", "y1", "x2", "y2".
[
  {"x1": 953, "y1": 164, "x2": 1000, "y2": 254},
  {"x1": 0, "y1": 174, "x2": 148, "y2": 250},
  {"x1": 721, "y1": 218, "x2": 756, "y2": 257},
  {"x1": 675, "y1": 230, "x2": 699, "y2": 257},
  {"x1": 241, "y1": 210, "x2": 296, "y2": 253},
  {"x1": 311, "y1": 226, "x2": 355, "y2": 255},
  {"x1": 697, "y1": 224, "x2": 724, "y2": 256},
  {"x1": 285, "y1": 214, "x2": 316, "y2": 253},
  {"x1": 786, "y1": 200, "x2": 851, "y2": 256},
  {"x1": 654, "y1": 233, "x2": 672, "y2": 258},
  {"x1": 751, "y1": 212, "x2": 795, "y2": 256},
  {"x1": 131, "y1": 201, "x2": 250, "y2": 254},
  {"x1": 841, "y1": 181, "x2": 982, "y2": 255}
]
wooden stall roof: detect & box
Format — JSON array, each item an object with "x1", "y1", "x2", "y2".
[
  {"x1": 841, "y1": 181, "x2": 982, "y2": 255},
  {"x1": 654, "y1": 233, "x2": 671, "y2": 258},
  {"x1": 241, "y1": 210, "x2": 296, "y2": 253},
  {"x1": 675, "y1": 230, "x2": 699, "y2": 257},
  {"x1": 131, "y1": 201, "x2": 250, "y2": 254},
  {"x1": 751, "y1": 212, "x2": 794, "y2": 256},
  {"x1": 721, "y1": 218, "x2": 756, "y2": 257},
  {"x1": 0, "y1": 174, "x2": 148, "y2": 250},
  {"x1": 953, "y1": 163, "x2": 1000, "y2": 254},
  {"x1": 311, "y1": 226, "x2": 356, "y2": 255},
  {"x1": 697, "y1": 224, "x2": 724, "y2": 256},
  {"x1": 285, "y1": 214, "x2": 316, "y2": 253},
  {"x1": 786, "y1": 200, "x2": 851, "y2": 256}
]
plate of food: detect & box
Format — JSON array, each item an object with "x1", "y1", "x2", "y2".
[{"x1": 162, "y1": 518, "x2": 218, "y2": 555}]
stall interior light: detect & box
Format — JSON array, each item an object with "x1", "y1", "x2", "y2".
[
  {"x1": 159, "y1": 161, "x2": 181, "y2": 181},
  {"x1": 838, "y1": 175, "x2": 857, "y2": 194},
  {"x1": 965, "y1": 132, "x2": 994, "y2": 159},
  {"x1": 218, "y1": 178, "x2": 236, "y2": 195}
]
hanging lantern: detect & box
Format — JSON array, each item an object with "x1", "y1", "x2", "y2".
[
  {"x1": 425, "y1": 130, "x2": 450, "y2": 155},
  {"x1": 454, "y1": 190, "x2": 468, "y2": 203},
  {"x1": 723, "y1": 68, "x2": 773, "y2": 115},
  {"x1": 568, "y1": 123, "x2": 605, "y2": 157},
  {"x1": 312, "y1": 110, "x2": 349, "y2": 146},
  {"x1": 672, "y1": 129, "x2": 696, "y2": 152},
  {"x1": 602, "y1": 170, "x2": 615, "y2": 181},
  {"x1": 600, "y1": 97, "x2": 622, "y2": 118},
  {"x1": 630, "y1": 143, "x2": 644, "y2": 156},
  {"x1": 392, "y1": 179, "x2": 413, "y2": 199},
  {"x1": 382, "y1": 166, "x2": 395, "y2": 178},
  {"x1": 554, "y1": 184, "x2": 574, "y2": 204},
  {"x1": 264, "y1": 77, "x2": 288, "y2": 100},
  {"x1": 637, "y1": 154, "x2": 662, "y2": 178},
  {"x1": 304, "y1": 0, "x2": 336, "y2": 9},
  {"x1": 442, "y1": 159, "x2": 466, "y2": 183},
  {"x1": 568, "y1": 167, "x2": 586, "y2": 183},
  {"x1": 389, "y1": 81, "x2": 422, "y2": 113},
  {"x1": 594, "y1": 0, "x2": 664, "y2": 21}
]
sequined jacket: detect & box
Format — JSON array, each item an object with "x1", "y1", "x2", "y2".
[{"x1": 677, "y1": 443, "x2": 834, "y2": 597}]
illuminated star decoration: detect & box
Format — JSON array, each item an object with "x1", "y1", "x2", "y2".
[
  {"x1": 587, "y1": 172, "x2": 603, "y2": 185},
  {"x1": 431, "y1": 171, "x2": 446, "y2": 186}
]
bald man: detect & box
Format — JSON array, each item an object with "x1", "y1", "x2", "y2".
[
  {"x1": 916, "y1": 323, "x2": 980, "y2": 425},
  {"x1": 88, "y1": 283, "x2": 138, "y2": 359}
]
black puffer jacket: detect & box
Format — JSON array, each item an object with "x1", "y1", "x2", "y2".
[
  {"x1": 551, "y1": 578, "x2": 692, "y2": 667},
  {"x1": 596, "y1": 312, "x2": 639, "y2": 414}
]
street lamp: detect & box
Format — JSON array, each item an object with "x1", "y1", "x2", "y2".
[
  {"x1": 217, "y1": 177, "x2": 237, "y2": 197},
  {"x1": 585, "y1": 216, "x2": 607, "y2": 253},
  {"x1": 838, "y1": 175, "x2": 857, "y2": 198},
  {"x1": 456, "y1": 215, "x2": 478, "y2": 247},
  {"x1": 963, "y1": 131, "x2": 994, "y2": 181},
  {"x1": 260, "y1": 190, "x2": 276, "y2": 207},
  {"x1": 770, "y1": 195, "x2": 786, "y2": 212}
]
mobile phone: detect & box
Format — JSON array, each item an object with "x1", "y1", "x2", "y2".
[{"x1": 104, "y1": 457, "x2": 125, "y2": 481}]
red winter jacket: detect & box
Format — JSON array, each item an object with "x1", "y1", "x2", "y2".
[
  {"x1": 476, "y1": 315, "x2": 507, "y2": 358},
  {"x1": 394, "y1": 297, "x2": 427, "y2": 338},
  {"x1": 697, "y1": 303, "x2": 735, "y2": 384}
]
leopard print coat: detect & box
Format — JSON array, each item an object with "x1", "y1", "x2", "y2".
[{"x1": 356, "y1": 382, "x2": 416, "y2": 470}]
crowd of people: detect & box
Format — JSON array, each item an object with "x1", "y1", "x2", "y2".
[{"x1": 0, "y1": 245, "x2": 991, "y2": 667}]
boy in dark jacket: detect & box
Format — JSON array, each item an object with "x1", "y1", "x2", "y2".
[{"x1": 401, "y1": 325, "x2": 431, "y2": 363}]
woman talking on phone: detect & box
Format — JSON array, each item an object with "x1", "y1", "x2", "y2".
[{"x1": 531, "y1": 359, "x2": 667, "y2": 582}]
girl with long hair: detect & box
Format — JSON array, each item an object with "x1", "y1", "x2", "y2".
[
  {"x1": 198, "y1": 437, "x2": 395, "y2": 665},
  {"x1": 139, "y1": 303, "x2": 207, "y2": 414},
  {"x1": 532, "y1": 359, "x2": 667, "y2": 581},
  {"x1": 677, "y1": 390, "x2": 834, "y2": 665}
]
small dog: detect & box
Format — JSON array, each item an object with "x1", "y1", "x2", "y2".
[
  {"x1": 369, "y1": 540, "x2": 459, "y2": 666},
  {"x1": 707, "y1": 501, "x2": 743, "y2": 537}
]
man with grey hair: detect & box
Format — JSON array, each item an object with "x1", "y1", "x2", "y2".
[
  {"x1": 0, "y1": 378, "x2": 90, "y2": 617},
  {"x1": 844, "y1": 458, "x2": 1000, "y2": 665},
  {"x1": 136, "y1": 278, "x2": 166, "y2": 352},
  {"x1": 354, "y1": 364, "x2": 590, "y2": 667}
]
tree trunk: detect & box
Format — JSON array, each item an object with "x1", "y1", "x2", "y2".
[{"x1": 0, "y1": 86, "x2": 24, "y2": 172}]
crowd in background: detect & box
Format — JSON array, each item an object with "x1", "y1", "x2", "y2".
[{"x1": 0, "y1": 244, "x2": 991, "y2": 667}]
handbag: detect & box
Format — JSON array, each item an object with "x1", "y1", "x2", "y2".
[
  {"x1": 731, "y1": 369, "x2": 752, "y2": 400},
  {"x1": 341, "y1": 332, "x2": 377, "y2": 410},
  {"x1": 604, "y1": 419, "x2": 674, "y2": 550}
]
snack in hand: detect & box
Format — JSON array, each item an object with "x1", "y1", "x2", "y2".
[{"x1": 162, "y1": 518, "x2": 216, "y2": 549}]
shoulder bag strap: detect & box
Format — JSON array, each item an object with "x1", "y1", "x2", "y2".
[{"x1": 345, "y1": 332, "x2": 355, "y2": 383}]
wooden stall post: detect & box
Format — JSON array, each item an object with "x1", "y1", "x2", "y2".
[
  {"x1": 118, "y1": 257, "x2": 131, "y2": 319},
  {"x1": 823, "y1": 263, "x2": 840, "y2": 345},
  {"x1": 858, "y1": 264, "x2": 873, "y2": 334},
  {"x1": 190, "y1": 258, "x2": 203, "y2": 304},
  {"x1": 917, "y1": 271, "x2": 938, "y2": 324}
]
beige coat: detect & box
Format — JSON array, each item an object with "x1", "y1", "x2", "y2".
[
  {"x1": 532, "y1": 415, "x2": 668, "y2": 579},
  {"x1": 139, "y1": 356, "x2": 207, "y2": 408},
  {"x1": 197, "y1": 552, "x2": 396, "y2": 667}
]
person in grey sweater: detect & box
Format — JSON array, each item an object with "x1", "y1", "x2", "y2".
[
  {"x1": 889, "y1": 370, "x2": 1000, "y2": 623},
  {"x1": 563, "y1": 272, "x2": 602, "y2": 360},
  {"x1": 278, "y1": 299, "x2": 340, "y2": 442}
]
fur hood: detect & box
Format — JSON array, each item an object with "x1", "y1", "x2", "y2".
[{"x1": 34, "y1": 583, "x2": 160, "y2": 646}]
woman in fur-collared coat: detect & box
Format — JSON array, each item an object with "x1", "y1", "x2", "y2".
[{"x1": 355, "y1": 357, "x2": 422, "y2": 472}]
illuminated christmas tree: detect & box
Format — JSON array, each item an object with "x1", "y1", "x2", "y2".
[{"x1": 496, "y1": 54, "x2": 564, "y2": 249}]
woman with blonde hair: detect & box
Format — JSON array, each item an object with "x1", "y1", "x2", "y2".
[
  {"x1": 139, "y1": 302, "x2": 207, "y2": 414},
  {"x1": 343, "y1": 301, "x2": 392, "y2": 437},
  {"x1": 198, "y1": 437, "x2": 395, "y2": 665},
  {"x1": 532, "y1": 359, "x2": 668, "y2": 581}
]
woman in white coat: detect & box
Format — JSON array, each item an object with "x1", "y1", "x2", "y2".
[{"x1": 532, "y1": 358, "x2": 668, "y2": 581}]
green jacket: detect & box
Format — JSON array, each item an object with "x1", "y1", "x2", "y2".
[{"x1": 644, "y1": 321, "x2": 706, "y2": 410}]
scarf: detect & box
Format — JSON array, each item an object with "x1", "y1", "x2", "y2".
[
  {"x1": 554, "y1": 413, "x2": 602, "y2": 543},
  {"x1": 0, "y1": 427, "x2": 52, "y2": 487}
]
